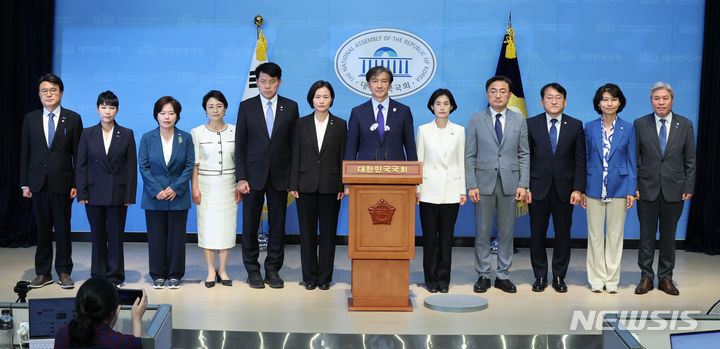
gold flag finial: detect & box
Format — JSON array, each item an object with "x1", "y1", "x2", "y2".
[{"x1": 254, "y1": 15, "x2": 267, "y2": 61}]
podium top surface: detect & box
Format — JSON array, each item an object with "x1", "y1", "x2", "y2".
[{"x1": 342, "y1": 161, "x2": 422, "y2": 184}]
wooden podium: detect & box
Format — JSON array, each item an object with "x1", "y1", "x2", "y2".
[{"x1": 342, "y1": 160, "x2": 422, "y2": 311}]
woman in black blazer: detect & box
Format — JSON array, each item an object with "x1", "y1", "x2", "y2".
[
  {"x1": 289, "y1": 81, "x2": 347, "y2": 290},
  {"x1": 76, "y1": 91, "x2": 137, "y2": 286}
]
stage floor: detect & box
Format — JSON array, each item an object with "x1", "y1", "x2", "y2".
[{"x1": 1, "y1": 242, "x2": 718, "y2": 336}]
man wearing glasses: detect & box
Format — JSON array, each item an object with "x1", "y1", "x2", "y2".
[{"x1": 20, "y1": 73, "x2": 83, "y2": 289}]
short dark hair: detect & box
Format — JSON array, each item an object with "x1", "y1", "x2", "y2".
[
  {"x1": 38, "y1": 73, "x2": 64, "y2": 92},
  {"x1": 96, "y1": 90, "x2": 119, "y2": 107},
  {"x1": 306, "y1": 80, "x2": 335, "y2": 109},
  {"x1": 485, "y1": 75, "x2": 513, "y2": 92},
  {"x1": 365, "y1": 65, "x2": 394, "y2": 83},
  {"x1": 426, "y1": 88, "x2": 457, "y2": 114},
  {"x1": 68, "y1": 278, "x2": 119, "y2": 347},
  {"x1": 202, "y1": 90, "x2": 228, "y2": 110},
  {"x1": 255, "y1": 62, "x2": 282, "y2": 79},
  {"x1": 153, "y1": 96, "x2": 182, "y2": 122},
  {"x1": 592, "y1": 83, "x2": 626, "y2": 115},
  {"x1": 540, "y1": 83, "x2": 567, "y2": 99}
]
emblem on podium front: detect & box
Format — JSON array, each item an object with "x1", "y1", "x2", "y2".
[{"x1": 368, "y1": 199, "x2": 396, "y2": 225}]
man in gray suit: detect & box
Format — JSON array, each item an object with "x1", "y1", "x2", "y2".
[
  {"x1": 634, "y1": 81, "x2": 696, "y2": 296},
  {"x1": 465, "y1": 76, "x2": 529, "y2": 293}
]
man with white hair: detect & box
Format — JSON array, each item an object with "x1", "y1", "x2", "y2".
[{"x1": 634, "y1": 81, "x2": 696, "y2": 296}]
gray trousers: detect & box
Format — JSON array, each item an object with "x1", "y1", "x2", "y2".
[{"x1": 474, "y1": 176, "x2": 517, "y2": 279}]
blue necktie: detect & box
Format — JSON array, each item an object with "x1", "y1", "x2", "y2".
[
  {"x1": 550, "y1": 118, "x2": 558, "y2": 154},
  {"x1": 47, "y1": 112, "x2": 55, "y2": 146},
  {"x1": 659, "y1": 119, "x2": 667, "y2": 154},
  {"x1": 266, "y1": 101, "x2": 274, "y2": 137},
  {"x1": 494, "y1": 113, "x2": 503, "y2": 144},
  {"x1": 377, "y1": 104, "x2": 385, "y2": 141}
]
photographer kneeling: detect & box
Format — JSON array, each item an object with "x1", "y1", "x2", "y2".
[{"x1": 54, "y1": 278, "x2": 147, "y2": 348}]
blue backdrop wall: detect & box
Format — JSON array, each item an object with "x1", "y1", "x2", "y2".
[{"x1": 54, "y1": 0, "x2": 704, "y2": 239}]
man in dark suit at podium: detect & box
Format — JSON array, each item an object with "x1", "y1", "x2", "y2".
[
  {"x1": 19, "y1": 73, "x2": 83, "y2": 289},
  {"x1": 525, "y1": 83, "x2": 586, "y2": 293},
  {"x1": 634, "y1": 82, "x2": 696, "y2": 296},
  {"x1": 235, "y1": 62, "x2": 299, "y2": 289},
  {"x1": 344, "y1": 66, "x2": 417, "y2": 162}
]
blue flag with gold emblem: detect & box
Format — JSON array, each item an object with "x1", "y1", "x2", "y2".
[{"x1": 494, "y1": 14, "x2": 529, "y2": 217}]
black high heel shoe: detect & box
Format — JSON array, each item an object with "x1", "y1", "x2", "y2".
[
  {"x1": 204, "y1": 272, "x2": 216, "y2": 288},
  {"x1": 217, "y1": 270, "x2": 232, "y2": 286}
]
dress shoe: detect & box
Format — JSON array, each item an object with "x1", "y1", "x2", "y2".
[
  {"x1": 552, "y1": 277, "x2": 568, "y2": 293},
  {"x1": 532, "y1": 277, "x2": 548, "y2": 292},
  {"x1": 425, "y1": 283, "x2": 438, "y2": 293},
  {"x1": 318, "y1": 282, "x2": 331, "y2": 290},
  {"x1": 58, "y1": 273, "x2": 75, "y2": 289},
  {"x1": 216, "y1": 270, "x2": 232, "y2": 286},
  {"x1": 304, "y1": 281, "x2": 317, "y2": 290},
  {"x1": 473, "y1": 276, "x2": 491, "y2": 293},
  {"x1": 264, "y1": 270, "x2": 284, "y2": 289},
  {"x1": 29, "y1": 274, "x2": 53, "y2": 288},
  {"x1": 247, "y1": 271, "x2": 265, "y2": 289},
  {"x1": 204, "y1": 280, "x2": 216, "y2": 288},
  {"x1": 153, "y1": 278, "x2": 165, "y2": 289},
  {"x1": 658, "y1": 278, "x2": 679, "y2": 296},
  {"x1": 634, "y1": 277, "x2": 653, "y2": 295},
  {"x1": 438, "y1": 286, "x2": 449, "y2": 293},
  {"x1": 494, "y1": 278, "x2": 517, "y2": 293}
]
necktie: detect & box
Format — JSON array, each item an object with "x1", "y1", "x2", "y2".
[
  {"x1": 494, "y1": 113, "x2": 503, "y2": 144},
  {"x1": 266, "y1": 101, "x2": 274, "y2": 137},
  {"x1": 659, "y1": 119, "x2": 667, "y2": 154},
  {"x1": 48, "y1": 112, "x2": 55, "y2": 146},
  {"x1": 550, "y1": 118, "x2": 558, "y2": 154},
  {"x1": 377, "y1": 104, "x2": 385, "y2": 141}
]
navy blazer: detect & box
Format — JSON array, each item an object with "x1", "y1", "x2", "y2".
[
  {"x1": 76, "y1": 122, "x2": 137, "y2": 206},
  {"x1": 138, "y1": 127, "x2": 194, "y2": 210},
  {"x1": 234, "y1": 95, "x2": 299, "y2": 191},
  {"x1": 289, "y1": 113, "x2": 347, "y2": 194},
  {"x1": 344, "y1": 99, "x2": 417, "y2": 161},
  {"x1": 19, "y1": 108, "x2": 83, "y2": 194},
  {"x1": 527, "y1": 113, "x2": 586, "y2": 202},
  {"x1": 584, "y1": 117, "x2": 636, "y2": 198}
]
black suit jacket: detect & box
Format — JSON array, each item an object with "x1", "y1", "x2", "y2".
[
  {"x1": 76, "y1": 122, "x2": 138, "y2": 206},
  {"x1": 289, "y1": 113, "x2": 347, "y2": 194},
  {"x1": 20, "y1": 108, "x2": 83, "y2": 194},
  {"x1": 634, "y1": 112, "x2": 696, "y2": 202},
  {"x1": 527, "y1": 113, "x2": 586, "y2": 201},
  {"x1": 235, "y1": 95, "x2": 299, "y2": 191},
  {"x1": 344, "y1": 99, "x2": 417, "y2": 161}
]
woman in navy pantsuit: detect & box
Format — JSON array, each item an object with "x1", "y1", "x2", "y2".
[
  {"x1": 76, "y1": 91, "x2": 137, "y2": 287},
  {"x1": 138, "y1": 96, "x2": 194, "y2": 289}
]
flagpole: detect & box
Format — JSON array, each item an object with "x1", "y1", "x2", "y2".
[
  {"x1": 254, "y1": 15, "x2": 264, "y2": 38},
  {"x1": 508, "y1": 11, "x2": 512, "y2": 28}
]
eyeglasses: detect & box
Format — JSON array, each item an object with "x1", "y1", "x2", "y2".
[{"x1": 39, "y1": 88, "x2": 59, "y2": 95}]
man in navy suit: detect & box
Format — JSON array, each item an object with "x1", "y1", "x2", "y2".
[
  {"x1": 525, "y1": 83, "x2": 586, "y2": 293},
  {"x1": 19, "y1": 73, "x2": 83, "y2": 289},
  {"x1": 235, "y1": 62, "x2": 299, "y2": 289},
  {"x1": 344, "y1": 66, "x2": 417, "y2": 162}
]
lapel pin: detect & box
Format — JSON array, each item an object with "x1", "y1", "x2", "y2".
[
  {"x1": 178, "y1": 135, "x2": 183, "y2": 144},
  {"x1": 392, "y1": 107, "x2": 396, "y2": 112},
  {"x1": 620, "y1": 126, "x2": 624, "y2": 130},
  {"x1": 279, "y1": 105, "x2": 284, "y2": 111},
  {"x1": 563, "y1": 121, "x2": 567, "y2": 125}
]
